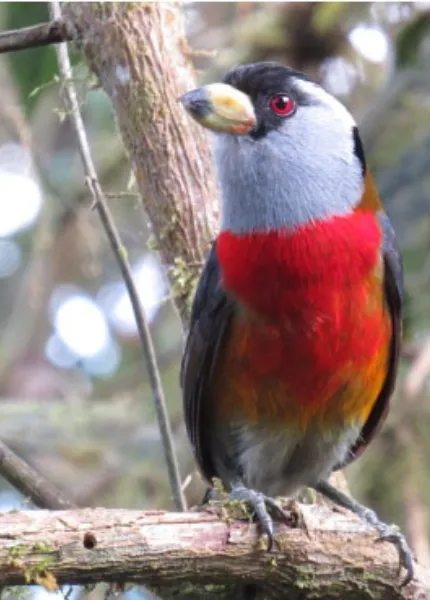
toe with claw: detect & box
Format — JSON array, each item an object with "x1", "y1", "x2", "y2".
[
  {"x1": 205, "y1": 482, "x2": 296, "y2": 550},
  {"x1": 376, "y1": 525, "x2": 415, "y2": 587},
  {"x1": 229, "y1": 485, "x2": 295, "y2": 550},
  {"x1": 315, "y1": 480, "x2": 415, "y2": 587}
]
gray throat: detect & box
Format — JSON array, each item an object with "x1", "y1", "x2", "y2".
[{"x1": 214, "y1": 126, "x2": 364, "y2": 234}]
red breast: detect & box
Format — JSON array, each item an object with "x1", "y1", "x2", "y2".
[{"x1": 214, "y1": 209, "x2": 391, "y2": 428}]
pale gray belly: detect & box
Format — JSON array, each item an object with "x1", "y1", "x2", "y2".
[{"x1": 212, "y1": 422, "x2": 361, "y2": 497}]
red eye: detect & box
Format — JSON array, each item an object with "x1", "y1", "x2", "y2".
[{"x1": 270, "y1": 94, "x2": 295, "y2": 116}]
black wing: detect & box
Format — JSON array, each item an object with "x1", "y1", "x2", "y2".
[
  {"x1": 337, "y1": 212, "x2": 404, "y2": 469},
  {"x1": 181, "y1": 242, "x2": 235, "y2": 482}
]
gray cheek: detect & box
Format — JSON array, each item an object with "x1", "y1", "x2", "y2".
[{"x1": 214, "y1": 114, "x2": 364, "y2": 233}]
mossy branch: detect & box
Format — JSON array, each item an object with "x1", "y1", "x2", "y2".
[{"x1": 0, "y1": 505, "x2": 427, "y2": 599}]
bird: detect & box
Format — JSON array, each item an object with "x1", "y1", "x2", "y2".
[{"x1": 179, "y1": 61, "x2": 414, "y2": 586}]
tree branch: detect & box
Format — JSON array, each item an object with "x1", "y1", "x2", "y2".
[
  {"x1": 0, "y1": 505, "x2": 426, "y2": 598},
  {"x1": 0, "y1": 441, "x2": 75, "y2": 510},
  {"x1": 0, "y1": 19, "x2": 74, "y2": 54},
  {"x1": 62, "y1": 2, "x2": 219, "y2": 326},
  {"x1": 51, "y1": 0, "x2": 185, "y2": 513}
]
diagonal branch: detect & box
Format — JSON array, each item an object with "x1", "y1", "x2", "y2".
[
  {"x1": 50, "y1": 0, "x2": 185, "y2": 513},
  {"x1": 0, "y1": 441, "x2": 74, "y2": 510},
  {"x1": 0, "y1": 505, "x2": 426, "y2": 598}
]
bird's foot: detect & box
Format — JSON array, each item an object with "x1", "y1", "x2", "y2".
[
  {"x1": 315, "y1": 481, "x2": 415, "y2": 587},
  {"x1": 204, "y1": 480, "x2": 300, "y2": 549},
  {"x1": 368, "y1": 512, "x2": 414, "y2": 586},
  {"x1": 228, "y1": 485, "x2": 296, "y2": 550}
]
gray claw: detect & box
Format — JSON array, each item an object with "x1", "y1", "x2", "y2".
[
  {"x1": 377, "y1": 527, "x2": 415, "y2": 587},
  {"x1": 315, "y1": 481, "x2": 415, "y2": 587}
]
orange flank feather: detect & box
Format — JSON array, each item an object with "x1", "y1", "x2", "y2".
[
  {"x1": 214, "y1": 210, "x2": 391, "y2": 431},
  {"x1": 213, "y1": 301, "x2": 390, "y2": 431},
  {"x1": 357, "y1": 170, "x2": 383, "y2": 212}
]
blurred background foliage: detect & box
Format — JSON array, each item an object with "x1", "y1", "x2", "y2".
[{"x1": 0, "y1": 2, "x2": 430, "y2": 598}]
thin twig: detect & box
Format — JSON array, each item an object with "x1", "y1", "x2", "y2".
[
  {"x1": 51, "y1": 1, "x2": 186, "y2": 512},
  {"x1": 0, "y1": 19, "x2": 73, "y2": 54},
  {"x1": 0, "y1": 440, "x2": 75, "y2": 509}
]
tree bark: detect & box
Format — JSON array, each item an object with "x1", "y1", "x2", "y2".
[
  {"x1": 63, "y1": 2, "x2": 219, "y2": 325},
  {"x1": 0, "y1": 505, "x2": 427, "y2": 599}
]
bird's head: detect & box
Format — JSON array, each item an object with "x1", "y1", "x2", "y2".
[{"x1": 180, "y1": 62, "x2": 369, "y2": 233}]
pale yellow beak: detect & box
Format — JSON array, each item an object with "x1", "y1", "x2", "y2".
[{"x1": 179, "y1": 83, "x2": 256, "y2": 135}]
